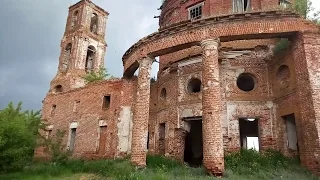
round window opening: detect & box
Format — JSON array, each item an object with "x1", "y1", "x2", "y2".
[
  {"x1": 187, "y1": 78, "x2": 202, "y2": 93},
  {"x1": 237, "y1": 73, "x2": 255, "y2": 92},
  {"x1": 160, "y1": 88, "x2": 167, "y2": 99}
]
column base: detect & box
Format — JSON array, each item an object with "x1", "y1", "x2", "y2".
[
  {"x1": 130, "y1": 152, "x2": 147, "y2": 167},
  {"x1": 203, "y1": 157, "x2": 224, "y2": 177}
]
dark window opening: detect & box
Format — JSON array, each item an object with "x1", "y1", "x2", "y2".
[
  {"x1": 187, "y1": 78, "x2": 202, "y2": 93},
  {"x1": 237, "y1": 73, "x2": 255, "y2": 92},
  {"x1": 159, "y1": 123, "x2": 166, "y2": 155},
  {"x1": 69, "y1": 128, "x2": 77, "y2": 152},
  {"x1": 239, "y1": 118, "x2": 259, "y2": 151},
  {"x1": 55, "y1": 85, "x2": 63, "y2": 93},
  {"x1": 51, "y1": 105, "x2": 56, "y2": 117},
  {"x1": 85, "y1": 46, "x2": 96, "y2": 71},
  {"x1": 103, "y1": 96, "x2": 110, "y2": 109},
  {"x1": 90, "y1": 13, "x2": 98, "y2": 34},
  {"x1": 184, "y1": 120, "x2": 203, "y2": 167},
  {"x1": 160, "y1": 88, "x2": 167, "y2": 99},
  {"x1": 189, "y1": 4, "x2": 203, "y2": 20},
  {"x1": 283, "y1": 114, "x2": 298, "y2": 151}
]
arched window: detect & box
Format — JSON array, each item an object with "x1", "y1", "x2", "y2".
[
  {"x1": 70, "y1": 10, "x2": 79, "y2": 30},
  {"x1": 62, "y1": 43, "x2": 72, "y2": 71},
  {"x1": 85, "y1": 45, "x2": 96, "y2": 71},
  {"x1": 90, "y1": 13, "x2": 98, "y2": 34}
]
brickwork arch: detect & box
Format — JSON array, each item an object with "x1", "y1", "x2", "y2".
[{"x1": 122, "y1": 11, "x2": 318, "y2": 77}]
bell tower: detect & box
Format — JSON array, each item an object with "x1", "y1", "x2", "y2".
[{"x1": 49, "y1": 0, "x2": 108, "y2": 94}]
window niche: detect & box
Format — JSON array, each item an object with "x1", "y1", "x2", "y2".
[
  {"x1": 85, "y1": 46, "x2": 96, "y2": 71},
  {"x1": 90, "y1": 13, "x2": 98, "y2": 34},
  {"x1": 276, "y1": 65, "x2": 290, "y2": 89},
  {"x1": 51, "y1": 105, "x2": 56, "y2": 117},
  {"x1": 160, "y1": 88, "x2": 167, "y2": 100}
]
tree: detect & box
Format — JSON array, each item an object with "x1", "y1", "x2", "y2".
[
  {"x1": 293, "y1": 0, "x2": 320, "y2": 22},
  {"x1": 0, "y1": 102, "x2": 42, "y2": 172},
  {"x1": 82, "y1": 67, "x2": 114, "y2": 84}
]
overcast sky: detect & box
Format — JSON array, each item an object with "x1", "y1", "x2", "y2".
[{"x1": 0, "y1": 0, "x2": 319, "y2": 111}]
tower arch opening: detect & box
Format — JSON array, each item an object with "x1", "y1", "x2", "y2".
[
  {"x1": 71, "y1": 10, "x2": 79, "y2": 30},
  {"x1": 85, "y1": 45, "x2": 96, "y2": 71},
  {"x1": 90, "y1": 13, "x2": 98, "y2": 34},
  {"x1": 62, "y1": 43, "x2": 72, "y2": 71}
]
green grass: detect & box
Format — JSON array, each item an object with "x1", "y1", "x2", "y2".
[{"x1": 1, "y1": 150, "x2": 319, "y2": 180}]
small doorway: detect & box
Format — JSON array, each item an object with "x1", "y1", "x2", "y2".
[
  {"x1": 184, "y1": 120, "x2": 203, "y2": 167},
  {"x1": 159, "y1": 123, "x2": 166, "y2": 155},
  {"x1": 98, "y1": 126, "x2": 108, "y2": 155},
  {"x1": 282, "y1": 114, "x2": 298, "y2": 151},
  {"x1": 239, "y1": 118, "x2": 260, "y2": 151}
]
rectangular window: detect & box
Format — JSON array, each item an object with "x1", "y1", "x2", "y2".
[
  {"x1": 233, "y1": 0, "x2": 251, "y2": 13},
  {"x1": 102, "y1": 96, "x2": 111, "y2": 109},
  {"x1": 69, "y1": 128, "x2": 77, "y2": 152},
  {"x1": 188, "y1": 3, "x2": 204, "y2": 20},
  {"x1": 51, "y1": 105, "x2": 56, "y2": 117}
]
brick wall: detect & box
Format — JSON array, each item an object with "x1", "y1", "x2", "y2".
[
  {"x1": 159, "y1": 0, "x2": 281, "y2": 28},
  {"x1": 35, "y1": 78, "x2": 137, "y2": 159}
]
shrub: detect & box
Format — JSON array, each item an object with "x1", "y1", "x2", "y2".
[
  {"x1": 225, "y1": 149, "x2": 294, "y2": 175},
  {"x1": 0, "y1": 102, "x2": 42, "y2": 172},
  {"x1": 273, "y1": 39, "x2": 291, "y2": 55},
  {"x1": 82, "y1": 67, "x2": 113, "y2": 84},
  {"x1": 43, "y1": 129, "x2": 71, "y2": 165}
]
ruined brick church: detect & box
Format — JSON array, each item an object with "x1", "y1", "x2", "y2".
[{"x1": 35, "y1": 0, "x2": 320, "y2": 176}]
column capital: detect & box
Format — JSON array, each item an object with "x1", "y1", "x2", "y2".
[
  {"x1": 137, "y1": 55, "x2": 154, "y2": 64},
  {"x1": 200, "y1": 38, "x2": 220, "y2": 50}
]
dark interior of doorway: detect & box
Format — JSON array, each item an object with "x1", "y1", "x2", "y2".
[
  {"x1": 239, "y1": 118, "x2": 259, "y2": 150},
  {"x1": 184, "y1": 120, "x2": 203, "y2": 167}
]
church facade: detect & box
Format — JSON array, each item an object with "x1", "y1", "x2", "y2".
[{"x1": 36, "y1": 0, "x2": 320, "y2": 176}]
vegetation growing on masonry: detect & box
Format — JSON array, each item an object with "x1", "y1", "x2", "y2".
[{"x1": 82, "y1": 67, "x2": 114, "y2": 84}]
